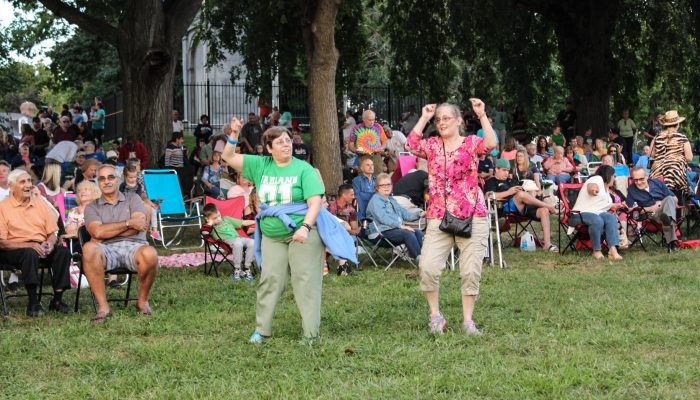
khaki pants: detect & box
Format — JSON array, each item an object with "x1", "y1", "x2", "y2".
[
  {"x1": 255, "y1": 228, "x2": 325, "y2": 338},
  {"x1": 419, "y1": 217, "x2": 489, "y2": 296}
]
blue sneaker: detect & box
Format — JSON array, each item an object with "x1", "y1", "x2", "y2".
[
  {"x1": 249, "y1": 331, "x2": 268, "y2": 344},
  {"x1": 243, "y1": 271, "x2": 254, "y2": 283}
]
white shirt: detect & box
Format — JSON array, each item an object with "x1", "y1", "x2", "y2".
[
  {"x1": 385, "y1": 131, "x2": 407, "y2": 158},
  {"x1": 572, "y1": 175, "x2": 612, "y2": 214},
  {"x1": 342, "y1": 116, "x2": 356, "y2": 141},
  {"x1": 529, "y1": 154, "x2": 543, "y2": 164},
  {"x1": 173, "y1": 120, "x2": 184, "y2": 133},
  {"x1": 0, "y1": 187, "x2": 9, "y2": 201},
  {"x1": 46, "y1": 141, "x2": 79, "y2": 163}
]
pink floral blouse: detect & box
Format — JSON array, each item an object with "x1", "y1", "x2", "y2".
[{"x1": 406, "y1": 131, "x2": 489, "y2": 219}]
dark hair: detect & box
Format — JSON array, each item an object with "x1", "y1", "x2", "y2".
[
  {"x1": 595, "y1": 165, "x2": 615, "y2": 185},
  {"x1": 536, "y1": 135, "x2": 548, "y2": 152},
  {"x1": 203, "y1": 203, "x2": 219, "y2": 218},
  {"x1": 338, "y1": 184, "x2": 353, "y2": 195},
  {"x1": 248, "y1": 112, "x2": 256, "y2": 117},
  {"x1": 171, "y1": 132, "x2": 184, "y2": 141},
  {"x1": 32, "y1": 116, "x2": 40, "y2": 123},
  {"x1": 200, "y1": 114, "x2": 209, "y2": 121},
  {"x1": 96, "y1": 102, "x2": 103, "y2": 109},
  {"x1": 262, "y1": 126, "x2": 292, "y2": 149}
]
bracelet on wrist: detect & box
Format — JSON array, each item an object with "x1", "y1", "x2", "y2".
[
  {"x1": 227, "y1": 136, "x2": 238, "y2": 145},
  {"x1": 301, "y1": 223, "x2": 312, "y2": 231}
]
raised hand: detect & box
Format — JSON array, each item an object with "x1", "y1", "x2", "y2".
[
  {"x1": 469, "y1": 98, "x2": 486, "y2": 118},
  {"x1": 229, "y1": 117, "x2": 244, "y2": 137},
  {"x1": 421, "y1": 104, "x2": 436, "y2": 120}
]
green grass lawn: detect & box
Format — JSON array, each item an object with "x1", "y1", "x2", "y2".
[{"x1": 2, "y1": 241, "x2": 700, "y2": 399}]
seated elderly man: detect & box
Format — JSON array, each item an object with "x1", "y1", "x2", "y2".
[
  {"x1": 82, "y1": 164, "x2": 159, "y2": 323},
  {"x1": 484, "y1": 158, "x2": 559, "y2": 252},
  {"x1": 0, "y1": 169, "x2": 71, "y2": 316},
  {"x1": 626, "y1": 166, "x2": 680, "y2": 252}
]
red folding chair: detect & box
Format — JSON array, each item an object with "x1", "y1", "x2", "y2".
[
  {"x1": 200, "y1": 225, "x2": 235, "y2": 277},
  {"x1": 557, "y1": 182, "x2": 597, "y2": 255},
  {"x1": 201, "y1": 196, "x2": 257, "y2": 276}
]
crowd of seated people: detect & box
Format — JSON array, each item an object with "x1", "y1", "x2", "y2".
[{"x1": 2, "y1": 98, "x2": 697, "y2": 324}]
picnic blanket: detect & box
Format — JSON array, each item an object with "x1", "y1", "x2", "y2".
[{"x1": 158, "y1": 252, "x2": 226, "y2": 268}]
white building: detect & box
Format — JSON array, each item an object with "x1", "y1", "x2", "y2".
[{"x1": 180, "y1": 20, "x2": 279, "y2": 130}]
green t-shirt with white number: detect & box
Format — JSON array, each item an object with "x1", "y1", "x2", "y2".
[{"x1": 242, "y1": 155, "x2": 325, "y2": 238}]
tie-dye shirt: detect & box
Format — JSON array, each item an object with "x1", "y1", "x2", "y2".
[{"x1": 406, "y1": 132, "x2": 489, "y2": 219}]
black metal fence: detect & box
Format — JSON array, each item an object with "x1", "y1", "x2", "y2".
[{"x1": 99, "y1": 83, "x2": 425, "y2": 141}]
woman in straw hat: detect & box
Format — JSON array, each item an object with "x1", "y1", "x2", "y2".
[{"x1": 650, "y1": 110, "x2": 693, "y2": 195}]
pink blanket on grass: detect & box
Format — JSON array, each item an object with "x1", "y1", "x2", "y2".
[{"x1": 158, "y1": 252, "x2": 227, "y2": 268}]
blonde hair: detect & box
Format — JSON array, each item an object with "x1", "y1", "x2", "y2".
[
  {"x1": 375, "y1": 173, "x2": 392, "y2": 191},
  {"x1": 41, "y1": 162, "x2": 62, "y2": 191},
  {"x1": 435, "y1": 102, "x2": 466, "y2": 135},
  {"x1": 75, "y1": 180, "x2": 101, "y2": 206}
]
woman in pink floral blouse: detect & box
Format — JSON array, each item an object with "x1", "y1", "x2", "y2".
[{"x1": 406, "y1": 99, "x2": 496, "y2": 335}]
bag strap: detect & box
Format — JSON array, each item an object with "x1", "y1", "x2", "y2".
[{"x1": 442, "y1": 139, "x2": 478, "y2": 217}]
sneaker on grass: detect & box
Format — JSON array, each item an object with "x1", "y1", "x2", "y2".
[
  {"x1": 231, "y1": 270, "x2": 241, "y2": 281},
  {"x1": 428, "y1": 313, "x2": 447, "y2": 334},
  {"x1": 249, "y1": 331, "x2": 269, "y2": 344},
  {"x1": 462, "y1": 320, "x2": 482, "y2": 336}
]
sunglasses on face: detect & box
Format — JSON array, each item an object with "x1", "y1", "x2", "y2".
[{"x1": 97, "y1": 174, "x2": 117, "y2": 182}]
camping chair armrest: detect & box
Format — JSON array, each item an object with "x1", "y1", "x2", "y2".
[
  {"x1": 150, "y1": 198, "x2": 165, "y2": 205},
  {"x1": 185, "y1": 196, "x2": 203, "y2": 204}
]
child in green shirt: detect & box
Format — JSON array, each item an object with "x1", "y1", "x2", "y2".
[{"x1": 203, "y1": 203, "x2": 256, "y2": 282}]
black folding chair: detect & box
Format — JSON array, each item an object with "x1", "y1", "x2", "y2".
[{"x1": 76, "y1": 226, "x2": 138, "y2": 311}]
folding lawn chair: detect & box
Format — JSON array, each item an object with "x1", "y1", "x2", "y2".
[
  {"x1": 200, "y1": 225, "x2": 236, "y2": 277},
  {"x1": 142, "y1": 169, "x2": 203, "y2": 248},
  {"x1": 199, "y1": 196, "x2": 258, "y2": 276},
  {"x1": 557, "y1": 182, "x2": 598, "y2": 255},
  {"x1": 74, "y1": 226, "x2": 138, "y2": 311},
  {"x1": 358, "y1": 220, "x2": 418, "y2": 271}
]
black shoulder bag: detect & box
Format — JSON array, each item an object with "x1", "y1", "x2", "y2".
[{"x1": 438, "y1": 140, "x2": 478, "y2": 238}]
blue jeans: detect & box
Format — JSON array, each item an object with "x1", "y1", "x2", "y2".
[
  {"x1": 380, "y1": 228, "x2": 424, "y2": 258},
  {"x1": 568, "y1": 212, "x2": 619, "y2": 250},
  {"x1": 205, "y1": 185, "x2": 221, "y2": 199},
  {"x1": 546, "y1": 173, "x2": 571, "y2": 185}
]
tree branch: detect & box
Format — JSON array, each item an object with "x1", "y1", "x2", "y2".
[
  {"x1": 32, "y1": 0, "x2": 119, "y2": 45},
  {"x1": 164, "y1": 0, "x2": 204, "y2": 47}
]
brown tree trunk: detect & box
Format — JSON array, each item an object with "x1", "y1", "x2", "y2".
[
  {"x1": 118, "y1": 1, "x2": 180, "y2": 166},
  {"x1": 549, "y1": 1, "x2": 621, "y2": 138},
  {"x1": 517, "y1": 0, "x2": 621, "y2": 138},
  {"x1": 303, "y1": 0, "x2": 343, "y2": 195},
  {"x1": 35, "y1": 0, "x2": 202, "y2": 167}
]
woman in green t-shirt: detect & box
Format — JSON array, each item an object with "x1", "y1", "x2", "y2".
[{"x1": 222, "y1": 119, "x2": 325, "y2": 344}]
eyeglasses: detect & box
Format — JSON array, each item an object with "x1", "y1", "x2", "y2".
[
  {"x1": 377, "y1": 183, "x2": 392, "y2": 188},
  {"x1": 97, "y1": 174, "x2": 117, "y2": 182},
  {"x1": 633, "y1": 177, "x2": 646, "y2": 182},
  {"x1": 434, "y1": 116, "x2": 454, "y2": 124}
]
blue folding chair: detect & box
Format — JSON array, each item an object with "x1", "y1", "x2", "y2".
[{"x1": 143, "y1": 169, "x2": 203, "y2": 248}]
